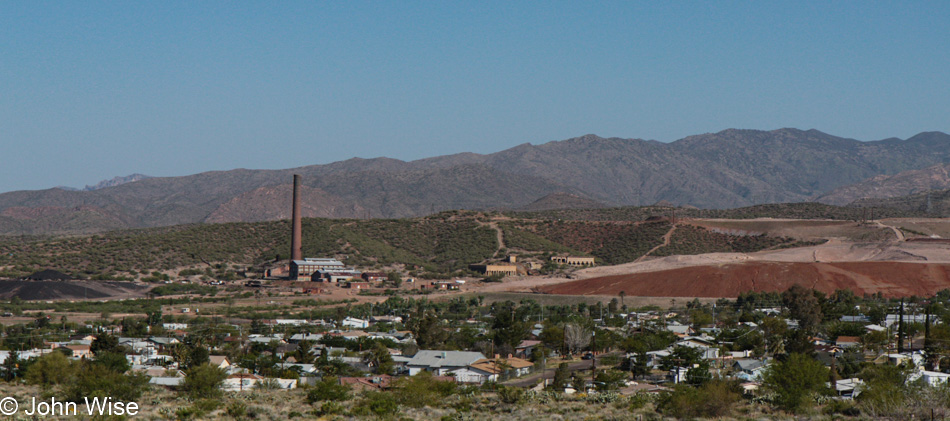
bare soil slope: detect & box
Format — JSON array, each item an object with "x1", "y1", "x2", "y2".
[{"x1": 538, "y1": 262, "x2": 950, "y2": 298}]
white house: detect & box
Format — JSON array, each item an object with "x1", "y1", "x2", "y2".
[
  {"x1": 450, "y1": 357, "x2": 534, "y2": 384},
  {"x1": 222, "y1": 374, "x2": 297, "y2": 391},
  {"x1": 921, "y1": 371, "x2": 950, "y2": 386},
  {"x1": 406, "y1": 350, "x2": 486, "y2": 376},
  {"x1": 342, "y1": 317, "x2": 369, "y2": 329}
]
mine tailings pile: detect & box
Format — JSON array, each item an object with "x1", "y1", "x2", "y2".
[{"x1": 539, "y1": 262, "x2": 950, "y2": 298}]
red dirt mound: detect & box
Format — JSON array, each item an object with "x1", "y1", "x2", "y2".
[{"x1": 538, "y1": 262, "x2": 950, "y2": 298}]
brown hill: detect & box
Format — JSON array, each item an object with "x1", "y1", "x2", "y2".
[
  {"x1": 816, "y1": 163, "x2": 950, "y2": 206},
  {"x1": 539, "y1": 261, "x2": 950, "y2": 298},
  {"x1": 205, "y1": 184, "x2": 367, "y2": 223}
]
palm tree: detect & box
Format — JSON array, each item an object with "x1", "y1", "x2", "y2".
[{"x1": 619, "y1": 291, "x2": 626, "y2": 309}]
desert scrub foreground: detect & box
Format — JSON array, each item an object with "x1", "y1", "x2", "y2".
[{"x1": 0, "y1": 381, "x2": 848, "y2": 421}]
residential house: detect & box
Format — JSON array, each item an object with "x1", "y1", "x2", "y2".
[
  {"x1": 515, "y1": 340, "x2": 541, "y2": 360},
  {"x1": 452, "y1": 357, "x2": 534, "y2": 384},
  {"x1": 406, "y1": 350, "x2": 487, "y2": 376},
  {"x1": 839, "y1": 315, "x2": 870, "y2": 323},
  {"x1": 921, "y1": 371, "x2": 950, "y2": 386},
  {"x1": 732, "y1": 359, "x2": 768, "y2": 381},
  {"x1": 147, "y1": 337, "x2": 180, "y2": 352},
  {"x1": 61, "y1": 344, "x2": 93, "y2": 359},
  {"x1": 209, "y1": 355, "x2": 232, "y2": 370},
  {"x1": 342, "y1": 317, "x2": 369, "y2": 329},
  {"x1": 835, "y1": 336, "x2": 861, "y2": 348},
  {"x1": 289, "y1": 333, "x2": 325, "y2": 344}
]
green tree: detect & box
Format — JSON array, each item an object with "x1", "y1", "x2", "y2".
[
  {"x1": 492, "y1": 301, "x2": 529, "y2": 353},
  {"x1": 387, "y1": 271, "x2": 403, "y2": 288},
  {"x1": 861, "y1": 329, "x2": 889, "y2": 352},
  {"x1": 1, "y1": 350, "x2": 21, "y2": 381},
  {"x1": 408, "y1": 310, "x2": 449, "y2": 349},
  {"x1": 181, "y1": 363, "x2": 228, "y2": 399},
  {"x1": 762, "y1": 353, "x2": 829, "y2": 412},
  {"x1": 187, "y1": 344, "x2": 210, "y2": 369},
  {"x1": 362, "y1": 342, "x2": 395, "y2": 375},
  {"x1": 293, "y1": 340, "x2": 316, "y2": 364},
  {"x1": 782, "y1": 285, "x2": 822, "y2": 333},
  {"x1": 552, "y1": 362, "x2": 571, "y2": 391},
  {"x1": 26, "y1": 352, "x2": 78, "y2": 386},
  {"x1": 540, "y1": 324, "x2": 565, "y2": 355},
  {"x1": 90, "y1": 333, "x2": 120, "y2": 356},
  {"x1": 93, "y1": 352, "x2": 131, "y2": 374},
  {"x1": 627, "y1": 350, "x2": 650, "y2": 380},
  {"x1": 856, "y1": 363, "x2": 912, "y2": 417}
]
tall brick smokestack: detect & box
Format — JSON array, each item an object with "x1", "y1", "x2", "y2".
[{"x1": 290, "y1": 174, "x2": 303, "y2": 261}]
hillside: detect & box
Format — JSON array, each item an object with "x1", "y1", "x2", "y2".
[
  {"x1": 205, "y1": 184, "x2": 367, "y2": 222},
  {"x1": 1, "y1": 128, "x2": 948, "y2": 235},
  {"x1": 851, "y1": 188, "x2": 950, "y2": 217},
  {"x1": 815, "y1": 163, "x2": 950, "y2": 206},
  {"x1": 514, "y1": 193, "x2": 606, "y2": 211},
  {"x1": 0, "y1": 211, "x2": 807, "y2": 281},
  {"x1": 508, "y1": 202, "x2": 931, "y2": 222}
]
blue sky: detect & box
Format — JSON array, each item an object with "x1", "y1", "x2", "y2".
[{"x1": 2, "y1": 2, "x2": 948, "y2": 192}]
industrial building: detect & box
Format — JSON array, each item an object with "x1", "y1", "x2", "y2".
[
  {"x1": 290, "y1": 258, "x2": 346, "y2": 279},
  {"x1": 550, "y1": 256, "x2": 596, "y2": 266}
]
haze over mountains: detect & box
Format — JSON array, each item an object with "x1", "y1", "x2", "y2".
[{"x1": 2, "y1": 128, "x2": 949, "y2": 235}]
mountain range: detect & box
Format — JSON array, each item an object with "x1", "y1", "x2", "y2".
[{"x1": 1, "y1": 128, "x2": 948, "y2": 235}]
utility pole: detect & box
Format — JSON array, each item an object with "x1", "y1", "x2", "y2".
[
  {"x1": 590, "y1": 330, "x2": 596, "y2": 391},
  {"x1": 898, "y1": 299, "x2": 905, "y2": 353}
]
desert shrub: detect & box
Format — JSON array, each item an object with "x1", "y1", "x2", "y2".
[
  {"x1": 624, "y1": 392, "x2": 653, "y2": 410},
  {"x1": 313, "y1": 401, "x2": 345, "y2": 416},
  {"x1": 824, "y1": 399, "x2": 861, "y2": 416},
  {"x1": 307, "y1": 376, "x2": 351, "y2": 403},
  {"x1": 226, "y1": 401, "x2": 247, "y2": 418},
  {"x1": 181, "y1": 363, "x2": 228, "y2": 399},
  {"x1": 657, "y1": 379, "x2": 741, "y2": 418},
  {"x1": 354, "y1": 391, "x2": 400, "y2": 417},
  {"x1": 496, "y1": 385, "x2": 525, "y2": 404},
  {"x1": 62, "y1": 363, "x2": 150, "y2": 402},
  {"x1": 253, "y1": 377, "x2": 281, "y2": 390},
  {"x1": 392, "y1": 372, "x2": 457, "y2": 408}
]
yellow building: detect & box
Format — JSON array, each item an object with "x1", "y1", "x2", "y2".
[{"x1": 469, "y1": 264, "x2": 519, "y2": 276}]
